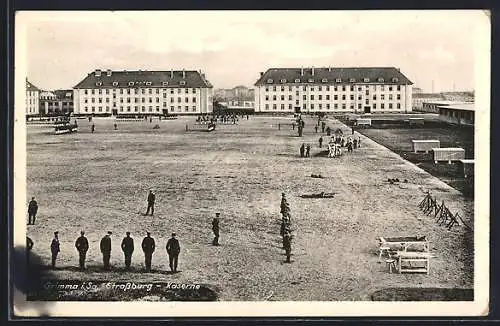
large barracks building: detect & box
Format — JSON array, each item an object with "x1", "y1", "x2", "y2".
[
  {"x1": 73, "y1": 69, "x2": 214, "y2": 116},
  {"x1": 254, "y1": 67, "x2": 413, "y2": 114}
]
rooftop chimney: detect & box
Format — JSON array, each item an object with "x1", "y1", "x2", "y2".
[
  {"x1": 260, "y1": 72, "x2": 264, "y2": 77},
  {"x1": 95, "y1": 69, "x2": 102, "y2": 77},
  {"x1": 312, "y1": 67, "x2": 315, "y2": 76},
  {"x1": 106, "y1": 69, "x2": 112, "y2": 77}
]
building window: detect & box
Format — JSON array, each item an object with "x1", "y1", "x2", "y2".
[
  {"x1": 334, "y1": 103, "x2": 338, "y2": 109},
  {"x1": 193, "y1": 97, "x2": 196, "y2": 103},
  {"x1": 380, "y1": 85, "x2": 385, "y2": 91},
  {"x1": 288, "y1": 95, "x2": 292, "y2": 101},
  {"x1": 389, "y1": 94, "x2": 393, "y2": 100},
  {"x1": 267, "y1": 79, "x2": 274, "y2": 83},
  {"x1": 389, "y1": 103, "x2": 393, "y2": 109},
  {"x1": 273, "y1": 95, "x2": 277, "y2": 101},
  {"x1": 397, "y1": 94, "x2": 401, "y2": 100},
  {"x1": 326, "y1": 103, "x2": 330, "y2": 110},
  {"x1": 336, "y1": 78, "x2": 342, "y2": 83},
  {"x1": 273, "y1": 104, "x2": 277, "y2": 110},
  {"x1": 170, "y1": 106, "x2": 174, "y2": 112},
  {"x1": 303, "y1": 95, "x2": 306, "y2": 101},
  {"x1": 185, "y1": 97, "x2": 189, "y2": 103},
  {"x1": 326, "y1": 95, "x2": 330, "y2": 100},
  {"x1": 397, "y1": 85, "x2": 401, "y2": 91},
  {"x1": 294, "y1": 79, "x2": 300, "y2": 83},
  {"x1": 378, "y1": 78, "x2": 384, "y2": 82},
  {"x1": 303, "y1": 86, "x2": 307, "y2": 91},
  {"x1": 373, "y1": 95, "x2": 377, "y2": 100},
  {"x1": 319, "y1": 95, "x2": 322, "y2": 100},
  {"x1": 350, "y1": 95, "x2": 354, "y2": 101},
  {"x1": 84, "y1": 90, "x2": 88, "y2": 95},
  {"x1": 310, "y1": 95, "x2": 314, "y2": 100},
  {"x1": 170, "y1": 89, "x2": 174, "y2": 94},
  {"x1": 280, "y1": 79, "x2": 286, "y2": 83},
  {"x1": 281, "y1": 103, "x2": 285, "y2": 110},
  {"x1": 381, "y1": 103, "x2": 385, "y2": 109},
  {"x1": 177, "y1": 98, "x2": 181, "y2": 103},
  {"x1": 334, "y1": 95, "x2": 338, "y2": 100},
  {"x1": 321, "y1": 78, "x2": 328, "y2": 83},
  {"x1": 265, "y1": 104, "x2": 269, "y2": 110},
  {"x1": 342, "y1": 86, "x2": 346, "y2": 92},
  {"x1": 318, "y1": 103, "x2": 322, "y2": 110},
  {"x1": 389, "y1": 86, "x2": 393, "y2": 91},
  {"x1": 365, "y1": 99, "x2": 369, "y2": 105},
  {"x1": 381, "y1": 94, "x2": 385, "y2": 100},
  {"x1": 397, "y1": 103, "x2": 401, "y2": 109},
  {"x1": 91, "y1": 89, "x2": 95, "y2": 95},
  {"x1": 280, "y1": 95, "x2": 284, "y2": 100},
  {"x1": 273, "y1": 86, "x2": 277, "y2": 92},
  {"x1": 342, "y1": 104, "x2": 346, "y2": 110},
  {"x1": 179, "y1": 81, "x2": 186, "y2": 85},
  {"x1": 358, "y1": 103, "x2": 362, "y2": 109},
  {"x1": 342, "y1": 95, "x2": 346, "y2": 100},
  {"x1": 363, "y1": 78, "x2": 370, "y2": 82},
  {"x1": 265, "y1": 87, "x2": 269, "y2": 92},
  {"x1": 310, "y1": 104, "x2": 314, "y2": 110},
  {"x1": 373, "y1": 103, "x2": 377, "y2": 109},
  {"x1": 265, "y1": 95, "x2": 269, "y2": 101},
  {"x1": 349, "y1": 78, "x2": 356, "y2": 83}
]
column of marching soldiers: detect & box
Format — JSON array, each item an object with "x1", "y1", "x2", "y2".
[{"x1": 25, "y1": 191, "x2": 293, "y2": 272}]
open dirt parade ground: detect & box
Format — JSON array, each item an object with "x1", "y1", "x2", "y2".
[{"x1": 26, "y1": 116, "x2": 474, "y2": 301}]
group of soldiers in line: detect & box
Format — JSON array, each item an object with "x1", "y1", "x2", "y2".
[
  {"x1": 26, "y1": 230, "x2": 181, "y2": 273},
  {"x1": 26, "y1": 190, "x2": 222, "y2": 272},
  {"x1": 196, "y1": 114, "x2": 248, "y2": 125},
  {"x1": 280, "y1": 193, "x2": 293, "y2": 263}
]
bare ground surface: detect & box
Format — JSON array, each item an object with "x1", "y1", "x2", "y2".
[{"x1": 26, "y1": 116, "x2": 474, "y2": 301}]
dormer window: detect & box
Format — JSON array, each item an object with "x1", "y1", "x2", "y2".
[
  {"x1": 321, "y1": 78, "x2": 328, "y2": 83},
  {"x1": 179, "y1": 81, "x2": 186, "y2": 85},
  {"x1": 145, "y1": 81, "x2": 152, "y2": 86},
  {"x1": 392, "y1": 77, "x2": 399, "y2": 82},
  {"x1": 378, "y1": 78, "x2": 384, "y2": 82},
  {"x1": 95, "y1": 82, "x2": 103, "y2": 86},
  {"x1": 308, "y1": 79, "x2": 314, "y2": 83},
  {"x1": 349, "y1": 78, "x2": 356, "y2": 82},
  {"x1": 128, "y1": 81, "x2": 134, "y2": 86},
  {"x1": 335, "y1": 78, "x2": 342, "y2": 83},
  {"x1": 363, "y1": 78, "x2": 370, "y2": 82},
  {"x1": 294, "y1": 79, "x2": 300, "y2": 83},
  {"x1": 280, "y1": 79, "x2": 287, "y2": 83},
  {"x1": 162, "y1": 82, "x2": 169, "y2": 86},
  {"x1": 267, "y1": 79, "x2": 274, "y2": 84},
  {"x1": 112, "y1": 81, "x2": 118, "y2": 86}
]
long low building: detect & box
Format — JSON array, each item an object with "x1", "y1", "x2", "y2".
[
  {"x1": 254, "y1": 67, "x2": 413, "y2": 114},
  {"x1": 437, "y1": 102, "x2": 475, "y2": 126},
  {"x1": 73, "y1": 69, "x2": 214, "y2": 116}
]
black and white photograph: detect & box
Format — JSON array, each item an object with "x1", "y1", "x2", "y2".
[{"x1": 12, "y1": 10, "x2": 490, "y2": 317}]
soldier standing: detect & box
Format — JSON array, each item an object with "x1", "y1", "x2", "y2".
[
  {"x1": 315, "y1": 125, "x2": 318, "y2": 133},
  {"x1": 283, "y1": 230, "x2": 292, "y2": 263},
  {"x1": 121, "y1": 232, "x2": 134, "y2": 269},
  {"x1": 100, "y1": 231, "x2": 112, "y2": 270},
  {"x1": 141, "y1": 231, "x2": 155, "y2": 272},
  {"x1": 319, "y1": 136, "x2": 323, "y2": 148},
  {"x1": 212, "y1": 213, "x2": 220, "y2": 246},
  {"x1": 50, "y1": 232, "x2": 60, "y2": 268},
  {"x1": 91, "y1": 124, "x2": 95, "y2": 133},
  {"x1": 75, "y1": 231, "x2": 89, "y2": 270},
  {"x1": 26, "y1": 236, "x2": 34, "y2": 267},
  {"x1": 166, "y1": 233, "x2": 180, "y2": 273},
  {"x1": 27, "y1": 197, "x2": 38, "y2": 225},
  {"x1": 305, "y1": 144, "x2": 311, "y2": 157},
  {"x1": 321, "y1": 121, "x2": 326, "y2": 133},
  {"x1": 146, "y1": 190, "x2": 155, "y2": 216},
  {"x1": 300, "y1": 143, "x2": 305, "y2": 157}
]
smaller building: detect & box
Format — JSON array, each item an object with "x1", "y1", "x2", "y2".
[
  {"x1": 26, "y1": 79, "x2": 41, "y2": 116},
  {"x1": 437, "y1": 103, "x2": 474, "y2": 126},
  {"x1": 413, "y1": 94, "x2": 446, "y2": 112},
  {"x1": 432, "y1": 147, "x2": 465, "y2": 163},
  {"x1": 39, "y1": 89, "x2": 74, "y2": 116}
]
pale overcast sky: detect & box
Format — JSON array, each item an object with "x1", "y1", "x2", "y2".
[{"x1": 18, "y1": 10, "x2": 488, "y2": 92}]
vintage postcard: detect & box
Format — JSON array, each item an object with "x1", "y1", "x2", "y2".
[{"x1": 12, "y1": 10, "x2": 490, "y2": 317}]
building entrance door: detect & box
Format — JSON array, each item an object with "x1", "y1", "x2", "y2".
[
  {"x1": 364, "y1": 106, "x2": 371, "y2": 113},
  {"x1": 294, "y1": 107, "x2": 301, "y2": 113},
  {"x1": 112, "y1": 109, "x2": 118, "y2": 116}
]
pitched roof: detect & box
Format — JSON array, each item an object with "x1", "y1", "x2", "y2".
[
  {"x1": 254, "y1": 67, "x2": 413, "y2": 86},
  {"x1": 26, "y1": 79, "x2": 40, "y2": 92},
  {"x1": 74, "y1": 70, "x2": 213, "y2": 89},
  {"x1": 53, "y1": 89, "x2": 73, "y2": 99}
]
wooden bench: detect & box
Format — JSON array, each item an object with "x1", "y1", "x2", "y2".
[{"x1": 396, "y1": 251, "x2": 432, "y2": 274}]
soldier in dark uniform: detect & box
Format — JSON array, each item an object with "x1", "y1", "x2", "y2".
[
  {"x1": 146, "y1": 190, "x2": 155, "y2": 216},
  {"x1": 121, "y1": 232, "x2": 134, "y2": 269},
  {"x1": 50, "y1": 231, "x2": 60, "y2": 268},
  {"x1": 166, "y1": 233, "x2": 180, "y2": 273},
  {"x1": 305, "y1": 144, "x2": 311, "y2": 157},
  {"x1": 100, "y1": 231, "x2": 112, "y2": 270},
  {"x1": 315, "y1": 125, "x2": 318, "y2": 133},
  {"x1": 283, "y1": 230, "x2": 292, "y2": 263},
  {"x1": 319, "y1": 136, "x2": 323, "y2": 148},
  {"x1": 212, "y1": 213, "x2": 220, "y2": 246},
  {"x1": 27, "y1": 197, "x2": 38, "y2": 225},
  {"x1": 75, "y1": 231, "x2": 89, "y2": 270},
  {"x1": 26, "y1": 236, "x2": 34, "y2": 267},
  {"x1": 91, "y1": 124, "x2": 95, "y2": 133},
  {"x1": 141, "y1": 231, "x2": 155, "y2": 272},
  {"x1": 321, "y1": 121, "x2": 326, "y2": 133},
  {"x1": 300, "y1": 143, "x2": 305, "y2": 157}
]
